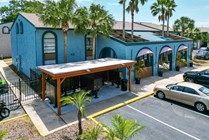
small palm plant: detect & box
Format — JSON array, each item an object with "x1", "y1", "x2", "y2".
[
  {"x1": 61, "y1": 90, "x2": 91, "y2": 135},
  {"x1": 102, "y1": 114, "x2": 144, "y2": 140},
  {"x1": 135, "y1": 59, "x2": 145, "y2": 84},
  {"x1": 78, "y1": 125, "x2": 103, "y2": 140}
]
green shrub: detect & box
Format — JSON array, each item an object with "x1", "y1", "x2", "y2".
[{"x1": 0, "y1": 130, "x2": 8, "y2": 140}]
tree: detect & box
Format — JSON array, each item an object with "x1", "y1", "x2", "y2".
[
  {"x1": 119, "y1": 0, "x2": 126, "y2": 39},
  {"x1": 173, "y1": 16, "x2": 195, "y2": 36},
  {"x1": 40, "y1": 0, "x2": 77, "y2": 63},
  {"x1": 184, "y1": 28, "x2": 201, "y2": 59},
  {"x1": 165, "y1": 0, "x2": 177, "y2": 35},
  {"x1": 72, "y1": 4, "x2": 114, "y2": 59},
  {"x1": 127, "y1": 0, "x2": 147, "y2": 38},
  {"x1": 61, "y1": 90, "x2": 91, "y2": 135},
  {"x1": 0, "y1": 0, "x2": 44, "y2": 23},
  {"x1": 151, "y1": 0, "x2": 167, "y2": 36},
  {"x1": 102, "y1": 114, "x2": 144, "y2": 140}
]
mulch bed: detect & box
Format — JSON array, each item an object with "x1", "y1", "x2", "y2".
[{"x1": 0, "y1": 115, "x2": 98, "y2": 140}]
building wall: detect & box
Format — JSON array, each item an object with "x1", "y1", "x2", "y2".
[
  {"x1": 97, "y1": 36, "x2": 192, "y2": 80},
  {"x1": 11, "y1": 15, "x2": 36, "y2": 77},
  {"x1": 0, "y1": 22, "x2": 12, "y2": 57},
  {"x1": 35, "y1": 29, "x2": 86, "y2": 67}
]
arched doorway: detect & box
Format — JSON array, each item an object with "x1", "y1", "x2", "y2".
[
  {"x1": 135, "y1": 48, "x2": 153, "y2": 78},
  {"x1": 159, "y1": 46, "x2": 172, "y2": 71},
  {"x1": 99, "y1": 47, "x2": 117, "y2": 58},
  {"x1": 176, "y1": 45, "x2": 188, "y2": 67}
]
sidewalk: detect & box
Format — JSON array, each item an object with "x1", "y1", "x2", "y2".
[{"x1": 0, "y1": 59, "x2": 208, "y2": 136}]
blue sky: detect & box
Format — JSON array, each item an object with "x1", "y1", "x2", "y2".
[{"x1": 1, "y1": 0, "x2": 209, "y2": 27}]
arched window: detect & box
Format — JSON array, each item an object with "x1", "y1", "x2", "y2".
[
  {"x1": 16, "y1": 23, "x2": 19, "y2": 34},
  {"x1": 43, "y1": 32, "x2": 57, "y2": 65},
  {"x1": 19, "y1": 21, "x2": 23, "y2": 34},
  {"x1": 2, "y1": 26, "x2": 10, "y2": 34}
]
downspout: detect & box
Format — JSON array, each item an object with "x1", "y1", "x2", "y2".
[{"x1": 35, "y1": 29, "x2": 37, "y2": 67}]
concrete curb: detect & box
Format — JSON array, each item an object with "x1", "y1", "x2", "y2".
[
  {"x1": 88, "y1": 92, "x2": 154, "y2": 119},
  {"x1": 0, "y1": 114, "x2": 28, "y2": 124}
]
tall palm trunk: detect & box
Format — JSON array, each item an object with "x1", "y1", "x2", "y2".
[
  {"x1": 167, "y1": 16, "x2": 169, "y2": 35},
  {"x1": 123, "y1": 0, "x2": 126, "y2": 39},
  {"x1": 78, "y1": 110, "x2": 82, "y2": 135},
  {"x1": 92, "y1": 36, "x2": 96, "y2": 59},
  {"x1": 131, "y1": 12, "x2": 134, "y2": 38},
  {"x1": 63, "y1": 31, "x2": 68, "y2": 63},
  {"x1": 162, "y1": 19, "x2": 165, "y2": 36},
  {"x1": 131, "y1": 2, "x2": 134, "y2": 39}
]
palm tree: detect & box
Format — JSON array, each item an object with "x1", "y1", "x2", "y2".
[
  {"x1": 40, "y1": 0, "x2": 77, "y2": 63},
  {"x1": 165, "y1": 0, "x2": 177, "y2": 35},
  {"x1": 102, "y1": 114, "x2": 144, "y2": 140},
  {"x1": 184, "y1": 28, "x2": 201, "y2": 59},
  {"x1": 151, "y1": 0, "x2": 167, "y2": 36},
  {"x1": 173, "y1": 16, "x2": 195, "y2": 36},
  {"x1": 78, "y1": 125, "x2": 103, "y2": 140},
  {"x1": 72, "y1": 4, "x2": 114, "y2": 59},
  {"x1": 126, "y1": 0, "x2": 147, "y2": 38},
  {"x1": 61, "y1": 90, "x2": 91, "y2": 135},
  {"x1": 119, "y1": 0, "x2": 126, "y2": 39}
]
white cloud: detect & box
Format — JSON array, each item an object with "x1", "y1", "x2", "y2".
[
  {"x1": 76, "y1": 0, "x2": 93, "y2": 4},
  {"x1": 0, "y1": 0, "x2": 9, "y2": 3},
  {"x1": 108, "y1": 2, "x2": 119, "y2": 6},
  {"x1": 196, "y1": 21, "x2": 209, "y2": 27}
]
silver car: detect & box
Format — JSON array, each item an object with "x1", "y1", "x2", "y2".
[{"x1": 153, "y1": 82, "x2": 209, "y2": 112}]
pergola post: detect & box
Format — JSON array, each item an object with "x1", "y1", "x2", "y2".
[
  {"x1": 42, "y1": 72, "x2": 46, "y2": 100},
  {"x1": 57, "y1": 78, "x2": 61, "y2": 115},
  {"x1": 128, "y1": 66, "x2": 132, "y2": 92}
]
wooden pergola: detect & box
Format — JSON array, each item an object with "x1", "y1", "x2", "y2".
[{"x1": 37, "y1": 58, "x2": 136, "y2": 115}]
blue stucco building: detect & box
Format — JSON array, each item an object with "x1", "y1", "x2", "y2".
[{"x1": 11, "y1": 13, "x2": 192, "y2": 80}]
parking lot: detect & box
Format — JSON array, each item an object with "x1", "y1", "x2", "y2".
[{"x1": 96, "y1": 96, "x2": 209, "y2": 140}]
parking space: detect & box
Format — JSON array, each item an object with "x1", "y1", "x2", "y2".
[{"x1": 96, "y1": 96, "x2": 209, "y2": 140}]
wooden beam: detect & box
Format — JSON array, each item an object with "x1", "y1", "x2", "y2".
[
  {"x1": 42, "y1": 72, "x2": 46, "y2": 100},
  {"x1": 60, "y1": 78, "x2": 66, "y2": 85},
  {"x1": 57, "y1": 78, "x2": 61, "y2": 115},
  {"x1": 128, "y1": 66, "x2": 132, "y2": 92}
]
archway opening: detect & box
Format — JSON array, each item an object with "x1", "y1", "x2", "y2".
[
  {"x1": 135, "y1": 48, "x2": 153, "y2": 79},
  {"x1": 99, "y1": 47, "x2": 117, "y2": 58},
  {"x1": 176, "y1": 45, "x2": 188, "y2": 68},
  {"x1": 159, "y1": 46, "x2": 172, "y2": 71}
]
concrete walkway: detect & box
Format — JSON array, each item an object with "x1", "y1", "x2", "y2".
[{"x1": 1, "y1": 59, "x2": 209, "y2": 136}]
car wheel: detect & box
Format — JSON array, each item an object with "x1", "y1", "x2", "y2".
[
  {"x1": 157, "y1": 91, "x2": 165, "y2": 99},
  {"x1": 205, "y1": 55, "x2": 209, "y2": 60},
  {"x1": 185, "y1": 77, "x2": 194, "y2": 83},
  {"x1": 195, "y1": 102, "x2": 206, "y2": 112}
]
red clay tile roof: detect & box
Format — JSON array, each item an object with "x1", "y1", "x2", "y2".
[
  {"x1": 20, "y1": 12, "x2": 74, "y2": 28},
  {"x1": 20, "y1": 13, "x2": 160, "y2": 31},
  {"x1": 198, "y1": 27, "x2": 209, "y2": 33},
  {"x1": 136, "y1": 22, "x2": 173, "y2": 31},
  {"x1": 113, "y1": 21, "x2": 157, "y2": 31}
]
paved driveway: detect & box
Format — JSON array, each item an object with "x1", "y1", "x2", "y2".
[{"x1": 96, "y1": 96, "x2": 209, "y2": 140}]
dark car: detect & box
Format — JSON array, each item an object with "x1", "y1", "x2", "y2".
[
  {"x1": 183, "y1": 69, "x2": 209, "y2": 87},
  {"x1": 195, "y1": 47, "x2": 209, "y2": 60}
]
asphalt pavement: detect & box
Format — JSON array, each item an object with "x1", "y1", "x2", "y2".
[{"x1": 96, "y1": 97, "x2": 209, "y2": 140}]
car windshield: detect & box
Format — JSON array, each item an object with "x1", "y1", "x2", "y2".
[
  {"x1": 199, "y1": 86, "x2": 209, "y2": 96},
  {"x1": 197, "y1": 51, "x2": 207, "y2": 55},
  {"x1": 166, "y1": 84, "x2": 177, "y2": 89}
]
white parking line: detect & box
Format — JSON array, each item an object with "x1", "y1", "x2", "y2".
[{"x1": 127, "y1": 105, "x2": 200, "y2": 140}]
